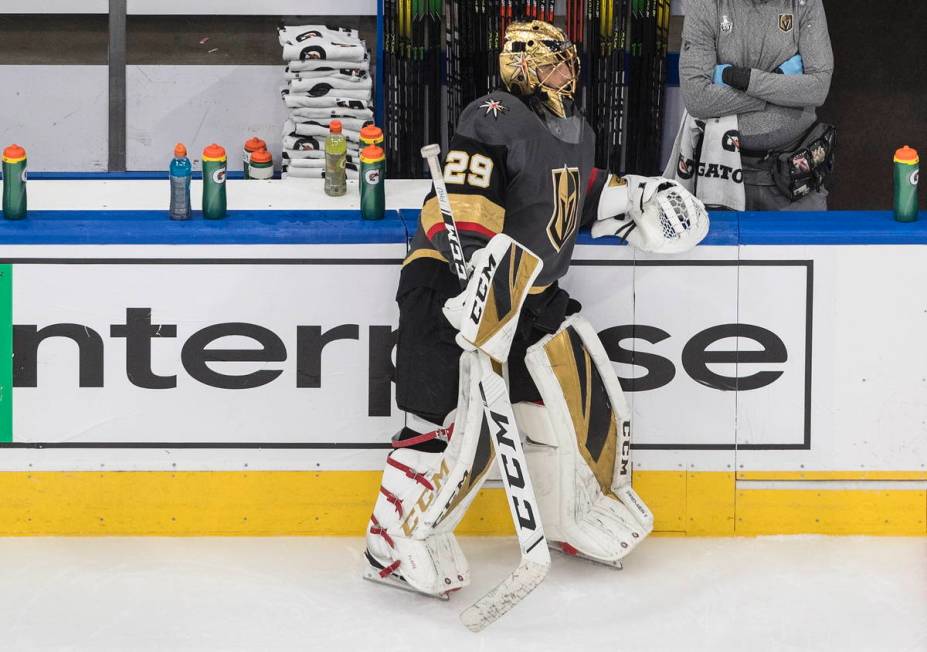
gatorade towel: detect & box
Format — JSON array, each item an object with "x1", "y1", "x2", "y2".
[
  {"x1": 281, "y1": 40, "x2": 367, "y2": 63},
  {"x1": 278, "y1": 25, "x2": 360, "y2": 46},
  {"x1": 285, "y1": 58, "x2": 370, "y2": 74},
  {"x1": 284, "y1": 121, "x2": 363, "y2": 143},
  {"x1": 285, "y1": 69, "x2": 370, "y2": 82},
  {"x1": 288, "y1": 117, "x2": 370, "y2": 132},
  {"x1": 289, "y1": 76, "x2": 372, "y2": 93},
  {"x1": 283, "y1": 167, "x2": 359, "y2": 180},
  {"x1": 283, "y1": 150, "x2": 357, "y2": 164},
  {"x1": 283, "y1": 95, "x2": 372, "y2": 110},
  {"x1": 289, "y1": 107, "x2": 374, "y2": 121},
  {"x1": 281, "y1": 87, "x2": 371, "y2": 101}
]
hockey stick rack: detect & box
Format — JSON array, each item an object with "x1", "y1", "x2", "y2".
[{"x1": 380, "y1": 1, "x2": 670, "y2": 178}]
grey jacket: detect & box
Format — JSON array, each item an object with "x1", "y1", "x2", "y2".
[{"x1": 680, "y1": 0, "x2": 834, "y2": 152}]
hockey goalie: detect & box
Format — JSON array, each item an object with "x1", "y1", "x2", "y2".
[{"x1": 363, "y1": 19, "x2": 709, "y2": 613}]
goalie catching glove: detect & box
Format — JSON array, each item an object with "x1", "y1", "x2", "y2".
[{"x1": 591, "y1": 174, "x2": 709, "y2": 254}]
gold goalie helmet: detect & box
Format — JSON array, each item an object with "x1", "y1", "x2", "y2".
[{"x1": 500, "y1": 20, "x2": 580, "y2": 118}]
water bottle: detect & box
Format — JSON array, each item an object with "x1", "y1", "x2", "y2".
[
  {"x1": 360, "y1": 144, "x2": 385, "y2": 220},
  {"x1": 202, "y1": 143, "x2": 228, "y2": 220},
  {"x1": 248, "y1": 148, "x2": 274, "y2": 180},
  {"x1": 324, "y1": 120, "x2": 347, "y2": 197},
  {"x1": 243, "y1": 136, "x2": 267, "y2": 180},
  {"x1": 169, "y1": 143, "x2": 192, "y2": 220},
  {"x1": 2, "y1": 144, "x2": 27, "y2": 220},
  {"x1": 893, "y1": 146, "x2": 919, "y2": 222}
]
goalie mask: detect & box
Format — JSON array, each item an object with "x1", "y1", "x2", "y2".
[{"x1": 500, "y1": 20, "x2": 579, "y2": 118}]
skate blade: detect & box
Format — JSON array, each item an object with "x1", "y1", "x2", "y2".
[
  {"x1": 550, "y1": 542, "x2": 624, "y2": 570},
  {"x1": 362, "y1": 566, "x2": 451, "y2": 601}
]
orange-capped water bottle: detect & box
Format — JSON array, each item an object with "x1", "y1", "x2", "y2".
[
  {"x1": 243, "y1": 136, "x2": 267, "y2": 179},
  {"x1": 202, "y1": 144, "x2": 228, "y2": 219},
  {"x1": 893, "y1": 146, "x2": 919, "y2": 222},
  {"x1": 2, "y1": 144, "x2": 27, "y2": 220}
]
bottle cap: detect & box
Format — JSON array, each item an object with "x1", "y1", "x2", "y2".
[
  {"x1": 203, "y1": 144, "x2": 227, "y2": 161},
  {"x1": 329, "y1": 120, "x2": 343, "y2": 135},
  {"x1": 244, "y1": 137, "x2": 267, "y2": 153},
  {"x1": 360, "y1": 124, "x2": 384, "y2": 144},
  {"x1": 360, "y1": 145, "x2": 385, "y2": 164},
  {"x1": 250, "y1": 148, "x2": 272, "y2": 164},
  {"x1": 894, "y1": 146, "x2": 919, "y2": 165},
  {"x1": 3, "y1": 144, "x2": 26, "y2": 162},
  {"x1": 174, "y1": 143, "x2": 187, "y2": 157}
]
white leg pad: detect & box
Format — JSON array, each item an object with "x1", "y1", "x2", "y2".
[
  {"x1": 364, "y1": 351, "x2": 497, "y2": 598},
  {"x1": 520, "y1": 315, "x2": 654, "y2": 566}
]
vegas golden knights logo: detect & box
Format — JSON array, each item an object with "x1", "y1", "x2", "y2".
[
  {"x1": 547, "y1": 166, "x2": 580, "y2": 252},
  {"x1": 778, "y1": 13, "x2": 793, "y2": 32}
]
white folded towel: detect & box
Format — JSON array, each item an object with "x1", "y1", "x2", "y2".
[
  {"x1": 283, "y1": 95, "x2": 373, "y2": 110},
  {"x1": 278, "y1": 25, "x2": 360, "y2": 46},
  {"x1": 286, "y1": 56, "x2": 369, "y2": 73},
  {"x1": 283, "y1": 167, "x2": 359, "y2": 180},
  {"x1": 282, "y1": 40, "x2": 367, "y2": 63},
  {"x1": 289, "y1": 75, "x2": 372, "y2": 93},
  {"x1": 289, "y1": 107, "x2": 374, "y2": 121}
]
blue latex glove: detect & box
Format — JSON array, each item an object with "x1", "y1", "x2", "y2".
[
  {"x1": 713, "y1": 64, "x2": 732, "y2": 86},
  {"x1": 776, "y1": 54, "x2": 804, "y2": 75}
]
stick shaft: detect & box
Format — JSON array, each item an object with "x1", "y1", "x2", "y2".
[{"x1": 422, "y1": 147, "x2": 469, "y2": 288}]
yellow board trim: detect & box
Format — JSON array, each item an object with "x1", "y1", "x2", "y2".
[
  {"x1": 737, "y1": 470, "x2": 927, "y2": 481},
  {"x1": 736, "y1": 489, "x2": 926, "y2": 535},
  {"x1": 0, "y1": 470, "x2": 922, "y2": 536}
]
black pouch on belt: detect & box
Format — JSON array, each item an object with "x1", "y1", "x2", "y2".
[{"x1": 771, "y1": 123, "x2": 837, "y2": 201}]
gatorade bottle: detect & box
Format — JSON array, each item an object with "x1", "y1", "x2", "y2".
[
  {"x1": 169, "y1": 143, "x2": 192, "y2": 220},
  {"x1": 202, "y1": 144, "x2": 228, "y2": 220},
  {"x1": 359, "y1": 124, "x2": 384, "y2": 148},
  {"x1": 324, "y1": 120, "x2": 347, "y2": 197},
  {"x1": 248, "y1": 148, "x2": 273, "y2": 180},
  {"x1": 360, "y1": 144, "x2": 385, "y2": 220},
  {"x1": 893, "y1": 146, "x2": 919, "y2": 222},
  {"x1": 243, "y1": 136, "x2": 267, "y2": 180},
  {"x1": 2, "y1": 144, "x2": 27, "y2": 220}
]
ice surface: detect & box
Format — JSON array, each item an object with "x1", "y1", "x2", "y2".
[{"x1": 0, "y1": 536, "x2": 923, "y2": 651}]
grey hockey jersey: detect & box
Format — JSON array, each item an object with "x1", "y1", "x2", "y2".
[{"x1": 404, "y1": 91, "x2": 606, "y2": 289}]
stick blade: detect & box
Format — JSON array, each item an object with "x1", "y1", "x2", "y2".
[{"x1": 459, "y1": 559, "x2": 550, "y2": 633}]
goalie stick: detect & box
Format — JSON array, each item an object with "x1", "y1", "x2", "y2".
[{"x1": 421, "y1": 144, "x2": 551, "y2": 632}]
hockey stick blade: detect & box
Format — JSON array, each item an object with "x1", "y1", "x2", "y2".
[
  {"x1": 460, "y1": 558, "x2": 550, "y2": 632},
  {"x1": 459, "y1": 355, "x2": 551, "y2": 632}
]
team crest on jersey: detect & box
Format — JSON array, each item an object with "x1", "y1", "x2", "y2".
[
  {"x1": 547, "y1": 166, "x2": 580, "y2": 252},
  {"x1": 479, "y1": 98, "x2": 508, "y2": 119},
  {"x1": 720, "y1": 15, "x2": 733, "y2": 33},
  {"x1": 778, "y1": 13, "x2": 794, "y2": 32}
]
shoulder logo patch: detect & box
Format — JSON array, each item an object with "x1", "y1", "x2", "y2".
[
  {"x1": 778, "y1": 13, "x2": 794, "y2": 32},
  {"x1": 479, "y1": 98, "x2": 508, "y2": 119}
]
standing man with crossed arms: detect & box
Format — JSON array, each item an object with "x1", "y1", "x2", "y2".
[{"x1": 680, "y1": 0, "x2": 835, "y2": 210}]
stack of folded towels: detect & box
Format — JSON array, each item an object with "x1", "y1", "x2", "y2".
[{"x1": 278, "y1": 24, "x2": 374, "y2": 180}]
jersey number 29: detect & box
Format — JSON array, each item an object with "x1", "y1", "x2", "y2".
[{"x1": 444, "y1": 151, "x2": 493, "y2": 188}]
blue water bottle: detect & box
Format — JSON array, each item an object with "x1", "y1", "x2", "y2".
[{"x1": 169, "y1": 143, "x2": 192, "y2": 220}]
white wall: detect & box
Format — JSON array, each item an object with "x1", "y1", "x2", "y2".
[
  {"x1": 127, "y1": 65, "x2": 289, "y2": 172},
  {"x1": 0, "y1": 66, "x2": 108, "y2": 171}
]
